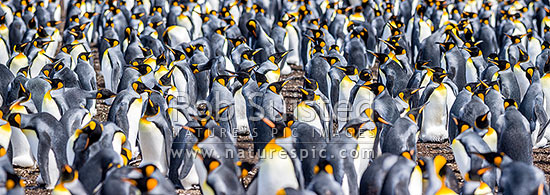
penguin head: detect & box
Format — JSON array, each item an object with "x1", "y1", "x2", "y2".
[
  {"x1": 464, "y1": 167, "x2": 492, "y2": 182},
  {"x1": 489, "y1": 59, "x2": 511, "y2": 71},
  {"x1": 16, "y1": 82, "x2": 31, "y2": 103},
  {"x1": 125, "y1": 176, "x2": 159, "y2": 193},
  {"x1": 414, "y1": 60, "x2": 431, "y2": 70},
  {"x1": 268, "y1": 80, "x2": 289, "y2": 94},
  {"x1": 474, "y1": 112, "x2": 490, "y2": 130},
  {"x1": 397, "y1": 88, "x2": 421, "y2": 104},
  {"x1": 359, "y1": 69, "x2": 372, "y2": 82},
  {"x1": 96, "y1": 89, "x2": 117, "y2": 99},
  {"x1": 214, "y1": 75, "x2": 235, "y2": 87},
  {"x1": 401, "y1": 150, "x2": 415, "y2": 161},
  {"x1": 47, "y1": 78, "x2": 64, "y2": 90},
  {"x1": 0, "y1": 145, "x2": 4, "y2": 157},
  {"x1": 140, "y1": 164, "x2": 159, "y2": 177},
  {"x1": 78, "y1": 52, "x2": 92, "y2": 62},
  {"x1": 452, "y1": 116, "x2": 472, "y2": 134},
  {"x1": 464, "y1": 47, "x2": 482, "y2": 57},
  {"x1": 472, "y1": 152, "x2": 509, "y2": 168},
  {"x1": 132, "y1": 81, "x2": 152, "y2": 94},
  {"x1": 335, "y1": 65, "x2": 358, "y2": 76},
  {"x1": 505, "y1": 34, "x2": 525, "y2": 44},
  {"x1": 343, "y1": 119, "x2": 369, "y2": 138},
  {"x1": 7, "y1": 113, "x2": 21, "y2": 128},
  {"x1": 436, "y1": 41, "x2": 456, "y2": 52},
  {"x1": 246, "y1": 19, "x2": 258, "y2": 37},
  {"x1": 237, "y1": 161, "x2": 254, "y2": 178},
  {"x1": 255, "y1": 73, "x2": 268, "y2": 87},
  {"x1": 472, "y1": 88, "x2": 486, "y2": 101},
  {"x1": 104, "y1": 38, "x2": 120, "y2": 47},
  {"x1": 503, "y1": 99, "x2": 518, "y2": 109},
  {"x1": 542, "y1": 41, "x2": 550, "y2": 51},
  {"x1": 299, "y1": 87, "x2": 315, "y2": 101},
  {"x1": 268, "y1": 50, "x2": 291, "y2": 64},
  {"x1": 77, "y1": 120, "x2": 103, "y2": 149},
  {"x1": 431, "y1": 71, "x2": 447, "y2": 84},
  {"x1": 365, "y1": 83, "x2": 386, "y2": 95},
  {"x1": 40, "y1": 64, "x2": 54, "y2": 78},
  {"x1": 369, "y1": 51, "x2": 390, "y2": 65},
  {"x1": 143, "y1": 99, "x2": 160, "y2": 118},
  {"x1": 58, "y1": 165, "x2": 79, "y2": 184},
  {"x1": 214, "y1": 26, "x2": 229, "y2": 35},
  {"x1": 303, "y1": 77, "x2": 319, "y2": 91},
  {"x1": 518, "y1": 48, "x2": 530, "y2": 63},
  {"x1": 241, "y1": 49, "x2": 261, "y2": 61},
  {"x1": 236, "y1": 72, "x2": 250, "y2": 85},
  {"x1": 13, "y1": 42, "x2": 29, "y2": 53},
  {"x1": 381, "y1": 39, "x2": 406, "y2": 55},
  {"x1": 321, "y1": 56, "x2": 340, "y2": 66},
  {"x1": 262, "y1": 117, "x2": 291, "y2": 139},
  {"x1": 313, "y1": 159, "x2": 334, "y2": 175},
  {"x1": 183, "y1": 125, "x2": 213, "y2": 142},
  {"x1": 464, "y1": 82, "x2": 479, "y2": 93},
  {"x1": 5, "y1": 172, "x2": 24, "y2": 191},
  {"x1": 228, "y1": 37, "x2": 246, "y2": 48},
  {"x1": 405, "y1": 106, "x2": 425, "y2": 124},
  {"x1": 131, "y1": 64, "x2": 152, "y2": 75},
  {"x1": 525, "y1": 67, "x2": 538, "y2": 83},
  {"x1": 363, "y1": 108, "x2": 391, "y2": 125},
  {"x1": 201, "y1": 155, "x2": 221, "y2": 174}
]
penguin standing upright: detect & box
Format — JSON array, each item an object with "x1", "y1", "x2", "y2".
[
  {"x1": 420, "y1": 70, "x2": 456, "y2": 142},
  {"x1": 138, "y1": 97, "x2": 172, "y2": 175}
]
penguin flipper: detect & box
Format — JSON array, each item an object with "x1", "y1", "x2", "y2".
[{"x1": 535, "y1": 105, "x2": 549, "y2": 143}]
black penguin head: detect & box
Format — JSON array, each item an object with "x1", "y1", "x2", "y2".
[
  {"x1": 464, "y1": 47, "x2": 482, "y2": 57},
  {"x1": 5, "y1": 172, "x2": 24, "y2": 190},
  {"x1": 268, "y1": 80, "x2": 289, "y2": 94},
  {"x1": 237, "y1": 161, "x2": 254, "y2": 178},
  {"x1": 321, "y1": 56, "x2": 340, "y2": 66},
  {"x1": 77, "y1": 52, "x2": 92, "y2": 61},
  {"x1": 268, "y1": 50, "x2": 291, "y2": 64},
  {"x1": 474, "y1": 112, "x2": 490, "y2": 129},
  {"x1": 487, "y1": 53, "x2": 499, "y2": 61},
  {"x1": 542, "y1": 41, "x2": 550, "y2": 51},
  {"x1": 465, "y1": 167, "x2": 492, "y2": 182},
  {"x1": 505, "y1": 34, "x2": 525, "y2": 44},
  {"x1": 7, "y1": 113, "x2": 21, "y2": 127},
  {"x1": 503, "y1": 99, "x2": 518, "y2": 109},
  {"x1": 131, "y1": 64, "x2": 152, "y2": 75},
  {"x1": 255, "y1": 73, "x2": 268, "y2": 87},
  {"x1": 335, "y1": 65, "x2": 358, "y2": 76},
  {"x1": 140, "y1": 164, "x2": 158, "y2": 177},
  {"x1": 299, "y1": 87, "x2": 315, "y2": 101},
  {"x1": 303, "y1": 77, "x2": 319, "y2": 91},
  {"x1": 437, "y1": 41, "x2": 456, "y2": 52},
  {"x1": 158, "y1": 67, "x2": 175, "y2": 87},
  {"x1": 397, "y1": 88, "x2": 421, "y2": 103},
  {"x1": 236, "y1": 72, "x2": 250, "y2": 85},
  {"x1": 131, "y1": 81, "x2": 152, "y2": 94},
  {"x1": 143, "y1": 99, "x2": 160, "y2": 117},
  {"x1": 241, "y1": 49, "x2": 261, "y2": 61},
  {"x1": 103, "y1": 37, "x2": 120, "y2": 47},
  {"x1": 96, "y1": 89, "x2": 116, "y2": 99},
  {"x1": 246, "y1": 19, "x2": 258, "y2": 37},
  {"x1": 124, "y1": 176, "x2": 158, "y2": 193},
  {"x1": 464, "y1": 82, "x2": 478, "y2": 92},
  {"x1": 518, "y1": 48, "x2": 530, "y2": 63},
  {"x1": 16, "y1": 82, "x2": 31, "y2": 102},
  {"x1": 363, "y1": 108, "x2": 391, "y2": 125},
  {"x1": 168, "y1": 47, "x2": 186, "y2": 61},
  {"x1": 365, "y1": 83, "x2": 386, "y2": 95},
  {"x1": 452, "y1": 117, "x2": 471, "y2": 134},
  {"x1": 406, "y1": 106, "x2": 425, "y2": 123},
  {"x1": 201, "y1": 155, "x2": 221, "y2": 174},
  {"x1": 431, "y1": 71, "x2": 447, "y2": 84},
  {"x1": 414, "y1": 60, "x2": 431, "y2": 70},
  {"x1": 59, "y1": 165, "x2": 79, "y2": 184},
  {"x1": 359, "y1": 69, "x2": 372, "y2": 82},
  {"x1": 41, "y1": 64, "x2": 54, "y2": 78},
  {"x1": 489, "y1": 60, "x2": 511, "y2": 71},
  {"x1": 214, "y1": 26, "x2": 228, "y2": 35},
  {"x1": 183, "y1": 125, "x2": 212, "y2": 142},
  {"x1": 314, "y1": 159, "x2": 334, "y2": 175},
  {"x1": 228, "y1": 37, "x2": 246, "y2": 48},
  {"x1": 544, "y1": 56, "x2": 550, "y2": 74},
  {"x1": 343, "y1": 119, "x2": 369, "y2": 138},
  {"x1": 369, "y1": 51, "x2": 389, "y2": 64},
  {"x1": 261, "y1": 117, "x2": 291, "y2": 139},
  {"x1": 13, "y1": 42, "x2": 28, "y2": 53},
  {"x1": 472, "y1": 152, "x2": 507, "y2": 168},
  {"x1": 472, "y1": 88, "x2": 486, "y2": 101},
  {"x1": 47, "y1": 78, "x2": 64, "y2": 90},
  {"x1": 214, "y1": 75, "x2": 234, "y2": 87},
  {"x1": 525, "y1": 67, "x2": 538, "y2": 83}
]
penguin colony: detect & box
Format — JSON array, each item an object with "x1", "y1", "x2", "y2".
[{"x1": 0, "y1": 0, "x2": 549, "y2": 194}]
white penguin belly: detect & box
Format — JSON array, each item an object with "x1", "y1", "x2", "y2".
[
  {"x1": 295, "y1": 103, "x2": 323, "y2": 135},
  {"x1": 22, "y1": 129, "x2": 39, "y2": 165},
  {"x1": 234, "y1": 89, "x2": 249, "y2": 133},
  {"x1": 465, "y1": 59, "x2": 478, "y2": 84},
  {"x1": 101, "y1": 50, "x2": 114, "y2": 91},
  {"x1": 351, "y1": 88, "x2": 375, "y2": 119},
  {"x1": 354, "y1": 130, "x2": 376, "y2": 179},
  {"x1": 166, "y1": 26, "x2": 191, "y2": 47},
  {"x1": 44, "y1": 149, "x2": 59, "y2": 189},
  {"x1": 257, "y1": 151, "x2": 299, "y2": 194},
  {"x1": 127, "y1": 98, "x2": 143, "y2": 158},
  {"x1": 451, "y1": 139, "x2": 470, "y2": 177},
  {"x1": 409, "y1": 166, "x2": 423, "y2": 195},
  {"x1": 420, "y1": 85, "x2": 449, "y2": 142},
  {"x1": 138, "y1": 119, "x2": 167, "y2": 174},
  {"x1": 42, "y1": 92, "x2": 61, "y2": 120},
  {"x1": 418, "y1": 20, "x2": 432, "y2": 44},
  {"x1": 181, "y1": 163, "x2": 199, "y2": 190},
  {"x1": 30, "y1": 53, "x2": 51, "y2": 78},
  {"x1": 0, "y1": 38, "x2": 9, "y2": 65},
  {"x1": 0, "y1": 123, "x2": 11, "y2": 149},
  {"x1": 10, "y1": 127, "x2": 35, "y2": 167},
  {"x1": 541, "y1": 76, "x2": 550, "y2": 118},
  {"x1": 286, "y1": 26, "x2": 300, "y2": 65}
]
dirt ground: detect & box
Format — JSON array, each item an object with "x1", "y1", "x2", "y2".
[{"x1": 16, "y1": 57, "x2": 550, "y2": 194}]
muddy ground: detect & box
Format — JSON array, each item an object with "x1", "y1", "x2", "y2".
[{"x1": 16, "y1": 57, "x2": 550, "y2": 194}]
